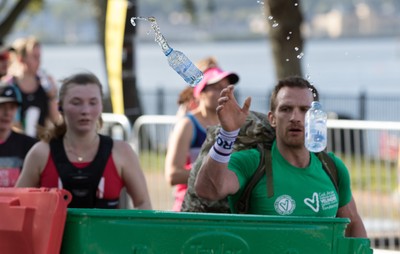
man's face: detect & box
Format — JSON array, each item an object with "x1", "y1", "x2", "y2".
[
  {"x1": 268, "y1": 86, "x2": 314, "y2": 149},
  {"x1": 0, "y1": 102, "x2": 18, "y2": 132}
]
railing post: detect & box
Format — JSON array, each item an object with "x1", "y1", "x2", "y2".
[
  {"x1": 156, "y1": 87, "x2": 165, "y2": 115},
  {"x1": 359, "y1": 91, "x2": 366, "y2": 120}
]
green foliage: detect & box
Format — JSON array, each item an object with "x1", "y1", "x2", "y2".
[{"x1": 28, "y1": 0, "x2": 44, "y2": 12}]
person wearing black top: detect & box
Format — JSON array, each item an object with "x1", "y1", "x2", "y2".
[{"x1": 0, "y1": 85, "x2": 37, "y2": 187}]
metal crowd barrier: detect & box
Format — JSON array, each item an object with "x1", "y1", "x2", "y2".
[{"x1": 100, "y1": 113, "x2": 132, "y2": 141}]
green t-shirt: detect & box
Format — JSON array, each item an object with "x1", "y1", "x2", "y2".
[{"x1": 228, "y1": 141, "x2": 352, "y2": 217}]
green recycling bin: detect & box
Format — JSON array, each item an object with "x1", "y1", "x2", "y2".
[{"x1": 61, "y1": 209, "x2": 372, "y2": 254}]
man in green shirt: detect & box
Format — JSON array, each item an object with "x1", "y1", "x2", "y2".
[{"x1": 195, "y1": 76, "x2": 367, "y2": 238}]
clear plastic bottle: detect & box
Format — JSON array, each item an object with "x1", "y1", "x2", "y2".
[
  {"x1": 304, "y1": 101, "x2": 327, "y2": 152},
  {"x1": 132, "y1": 16, "x2": 203, "y2": 87},
  {"x1": 163, "y1": 46, "x2": 203, "y2": 87}
]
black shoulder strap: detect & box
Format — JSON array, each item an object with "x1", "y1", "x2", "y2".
[
  {"x1": 50, "y1": 134, "x2": 114, "y2": 208},
  {"x1": 317, "y1": 151, "x2": 339, "y2": 195},
  {"x1": 235, "y1": 144, "x2": 273, "y2": 214}
]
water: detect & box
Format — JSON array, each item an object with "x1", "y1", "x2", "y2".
[
  {"x1": 40, "y1": 37, "x2": 400, "y2": 115},
  {"x1": 131, "y1": 16, "x2": 170, "y2": 53},
  {"x1": 130, "y1": 16, "x2": 203, "y2": 86}
]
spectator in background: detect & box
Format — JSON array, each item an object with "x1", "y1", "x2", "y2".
[
  {"x1": 164, "y1": 56, "x2": 240, "y2": 211},
  {"x1": 0, "y1": 41, "x2": 11, "y2": 78},
  {"x1": 175, "y1": 86, "x2": 198, "y2": 118},
  {"x1": 0, "y1": 85, "x2": 37, "y2": 187},
  {"x1": 16, "y1": 72, "x2": 152, "y2": 209},
  {"x1": 5, "y1": 36, "x2": 59, "y2": 137}
]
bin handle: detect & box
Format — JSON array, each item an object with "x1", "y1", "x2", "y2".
[{"x1": 61, "y1": 189, "x2": 72, "y2": 205}]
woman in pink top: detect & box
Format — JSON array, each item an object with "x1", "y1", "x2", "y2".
[{"x1": 16, "y1": 72, "x2": 152, "y2": 209}]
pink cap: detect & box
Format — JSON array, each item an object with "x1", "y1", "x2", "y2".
[{"x1": 193, "y1": 67, "x2": 239, "y2": 98}]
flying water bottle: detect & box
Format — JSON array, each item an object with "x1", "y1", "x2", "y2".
[
  {"x1": 131, "y1": 17, "x2": 203, "y2": 87},
  {"x1": 304, "y1": 101, "x2": 327, "y2": 152}
]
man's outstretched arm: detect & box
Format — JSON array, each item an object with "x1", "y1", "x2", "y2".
[{"x1": 195, "y1": 85, "x2": 251, "y2": 200}]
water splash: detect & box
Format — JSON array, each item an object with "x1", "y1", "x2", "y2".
[
  {"x1": 286, "y1": 31, "x2": 293, "y2": 40},
  {"x1": 267, "y1": 16, "x2": 279, "y2": 28},
  {"x1": 131, "y1": 16, "x2": 171, "y2": 54},
  {"x1": 130, "y1": 16, "x2": 203, "y2": 86}
]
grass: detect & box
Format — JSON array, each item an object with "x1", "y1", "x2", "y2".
[
  {"x1": 339, "y1": 154, "x2": 398, "y2": 193},
  {"x1": 139, "y1": 150, "x2": 167, "y2": 173}
]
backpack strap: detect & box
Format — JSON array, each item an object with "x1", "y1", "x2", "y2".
[
  {"x1": 265, "y1": 147, "x2": 273, "y2": 198},
  {"x1": 235, "y1": 144, "x2": 273, "y2": 214},
  {"x1": 317, "y1": 152, "x2": 339, "y2": 195}
]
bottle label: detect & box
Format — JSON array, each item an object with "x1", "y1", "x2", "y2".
[
  {"x1": 312, "y1": 121, "x2": 326, "y2": 142},
  {"x1": 305, "y1": 116, "x2": 327, "y2": 152}
]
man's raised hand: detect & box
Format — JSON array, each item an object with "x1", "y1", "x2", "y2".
[{"x1": 216, "y1": 85, "x2": 251, "y2": 132}]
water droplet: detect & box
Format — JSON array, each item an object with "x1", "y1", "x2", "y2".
[
  {"x1": 306, "y1": 74, "x2": 311, "y2": 80},
  {"x1": 272, "y1": 22, "x2": 279, "y2": 28},
  {"x1": 286, "y1": 59, "x2": 290, "y2": 62},
  {"x1": 257, "y1": 0, "x2": 265, "y2": 5},
  {"x1": 297, "y1": 52, "x2": 304, "y2": 59},
  {"x1": 289, "y1": 31, "x2": 292, "y2": 35},
  {"x1": 130, "y1": 17, "x2": 137, "y2": 26},
  {"x1": 294, "y1": 47, "x2": 299, "y2": 51},
  {"x1": 294, "y1": 3, "x2": 298, "y2": 6},
  {"x1": 268, "y1": 16, "x2": 273, "y2": 20},
  {"x1": 286, "y1": 36, "x2": 291, "y2": 40}
]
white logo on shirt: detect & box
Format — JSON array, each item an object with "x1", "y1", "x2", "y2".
[
  {"x1": 304, "y1": 192, "x2": 320, "y2": 212},
  {"x1": 274, "y1": 195, "x2": 296, "y2": 215}
]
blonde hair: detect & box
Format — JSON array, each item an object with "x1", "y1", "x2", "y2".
[
  {"x1": 39, "y1": 72, "x2": 104, "y2": 142},
  {"x1": 195, "y1": 56, "x2": 219, "y2": 72},
  {"x1": 11, "y1": 36, "x2": 39, "y2": 58},
  {"x1": 8, "y1": 36, "x2": 40, "y2": 75}
]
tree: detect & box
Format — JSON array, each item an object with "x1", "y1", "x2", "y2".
[
  {"x1": 264, "y1": 0, "x2": 304, "y2": 79},
  {"x1": 78, "y1": 0, "x2": 143, "y2": 123},
  {"x1": 0, "y1": 0, "x2": 35, "y2": 39},
  {"x1": 179, "y1": 0, "x2": 304, "y2": 80},
  {"x1": 121, "y1": 0, "x2": 143, "y2": 124}
]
